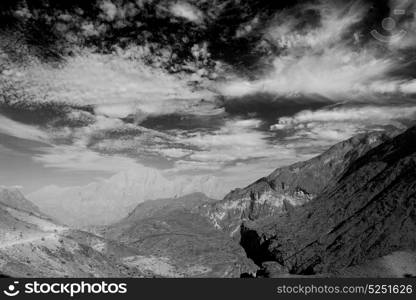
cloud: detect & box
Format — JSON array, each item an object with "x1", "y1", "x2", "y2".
[
  {"x1": 0, "y1": 115, "x2": 49, "y2": 142},
  {"x1": 99, "y1": 0, "x2": 119, "y2": 21},
  {"x1": 220, "y1": 48, "x2": 397, "y2": 98},
  {"x1": 400, "y1": 79, "x2": 416, "y2": 94},
  {"x1": 169, "y1": 2, "x2": 204, "y2": 23},
  {"x1": 218, "y1": 0, "x2": 416, "y2": 100},
  {"x1": 33, "y1": 144, "x2": 143, "y2": 173},
  {"x1": 1, "y1": 51, "x2": 216, "y2": 117},
  {"x1": 270, "y1": 105, "x2": 416, "y2": 145},
  {"x1": 168, "y1": 118, "x2": 305, "y2": 173},
  {"x1": 175, "y1": 119, "x2": 272, "y2": 163},
  {"x1": 271, "y1": 105, "x2": 416, "y2": 129},
  {"x1": 265, "y1": 1, "x2": 366, "y2": 49}
]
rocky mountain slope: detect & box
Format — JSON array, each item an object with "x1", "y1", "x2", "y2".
[
  {"x1": 239, "y1": 126, "x2": 416, "y2": 276},
  {"x1": 103, "y1": 193, "x2": 257, "y2": 278},
  {"x1": 0, "y1": 187, "x2": 155, "y2": 277},
  {"x1": 203, "y1": 131, "x2": 392, "y2": 236},
  {"x1": 0, "y1": 186, "x2": 41, "y2": 214},
  {"x1": 28, "y1": 168, "x2": 229, "y2": 227}
]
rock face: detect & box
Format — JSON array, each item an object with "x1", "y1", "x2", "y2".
[
  {"x1": 203, "y1": 131, "x2": 391, "y2": 236},
  {"x1": 240, "y1": 126, "x2": 416, "y2": 275},
  {"x1": 103, "y1": 193, "x2": 257, "y2": 278}
]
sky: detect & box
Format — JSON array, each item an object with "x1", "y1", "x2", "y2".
[{"x1": 0, "y1": 0, "x2": 415, "y2": 195}]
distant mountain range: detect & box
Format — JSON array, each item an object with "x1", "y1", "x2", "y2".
[
  {"x1": 2, "y1": 126, "x2": 415, "y2": 277},
  {"x1": 28, "y1": 168, "x2": 229, "y2": 226}
]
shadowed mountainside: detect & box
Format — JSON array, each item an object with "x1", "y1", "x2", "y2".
[{"x1": 239, "y1": 126, "x2": 416, "y2": 276}]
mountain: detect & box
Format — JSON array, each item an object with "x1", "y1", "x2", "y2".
[
  {"x1": 28, "y1": 167, "x2": 230, "y2": 226},
  {"x1": 0, "y1": 187, "x2": 157, "y2": 277},
  {"x1": 0, "y1": 186, "x2": 41, "y2": 214},
  {"x1": 202, "y1": 131, "x2": 392, "y2": 236},
  {"x1": 239, "y1": 126, "x2": 416, "y2": 277},
  {"x1": 103, "y1": 193, "x2": 257, "y2": 278}
]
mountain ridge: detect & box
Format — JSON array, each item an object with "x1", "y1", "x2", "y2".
[
  {"x1": 28, "y1": 168, "x2": 230, "y2": 226},
  {"x1": 239, "y1": 126, "x2": 416, "y2": 276},
  {"x1": 202, "y1": 130, "x2": 393, "y2": 236}
]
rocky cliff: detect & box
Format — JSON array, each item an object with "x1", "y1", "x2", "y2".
[
  {"x1": 203, "y1": 131, "x2": 392, "y2": 236},
  {"x1": 239, "y1": 126, "x2": 416, "y2": 276}
]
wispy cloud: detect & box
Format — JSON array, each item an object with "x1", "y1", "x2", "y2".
[
  {"x1": 218, "y1": 0, "x2": 416, "y2": 100},
  {"x1": 271, "y1": 105, "x2": 416, "y2": 145},
  {"x1": 33, "y1": 144, "x2": 143, "y2": 172},
  {"x1": 271, "y1": 105, "x2": 416, "y2": 129},
  {"x1": 0, "y1": 115, "x2": 49, "y2": 142}
]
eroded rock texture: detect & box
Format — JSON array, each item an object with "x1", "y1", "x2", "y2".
[{"x1": 240, "y1": 127, "x2": 416, "y2": 275}]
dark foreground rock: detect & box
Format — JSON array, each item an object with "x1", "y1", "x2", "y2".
[{"x1": 240, "y1": 126, "x2": 416, "y2": 275}]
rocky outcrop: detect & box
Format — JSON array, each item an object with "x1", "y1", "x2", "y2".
[
  {"x1": 239, "y1": 126, "x2": 416, "y2": 275},
  {"x1": 203, "y1": 131, "x2": 391, "y2": 236},
  {"x1": 104, "y1": 193, "x2": 257, "y2": 278}
]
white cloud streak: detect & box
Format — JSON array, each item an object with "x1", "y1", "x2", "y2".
[
  {"x1": 271, "y1": 105, "x2": 416, "y2": 129},
  {"x1": 0, "y1": 115, "x2": 49, "y2": 142},
  {"x1": 218, "y1": 0, "x2": 416, "y2": 99},
  {"x1": 271, "y1": 105, "x2": 416, "y2": 145}
]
